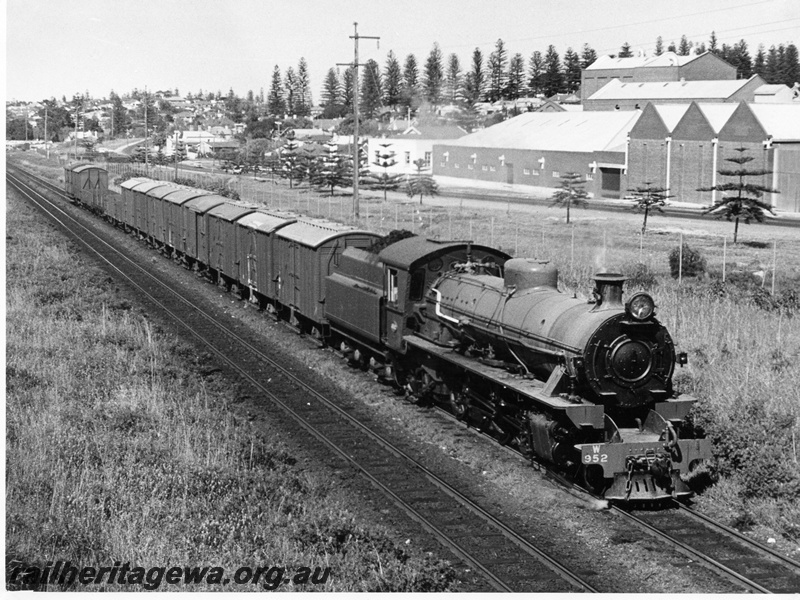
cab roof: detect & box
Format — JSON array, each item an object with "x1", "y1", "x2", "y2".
[{"x1": 378, "y1": 236, "x2": 510, "y2": 270}]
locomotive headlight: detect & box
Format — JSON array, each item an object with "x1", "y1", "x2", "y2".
[{"x1": 626, "y1": 292, "x2": 655, "y2": 321}]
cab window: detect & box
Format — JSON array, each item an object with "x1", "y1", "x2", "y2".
[
  {"x1": 409, "y1": 269, "x2": 426, "y2": 301},
  {"x1": 387, "y1": 268, "x2": 399, "y2": 304}
]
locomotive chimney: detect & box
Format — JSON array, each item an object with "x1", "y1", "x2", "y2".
[{"x1": 592, "y1": 273, "x2": 626, "y2": 310}]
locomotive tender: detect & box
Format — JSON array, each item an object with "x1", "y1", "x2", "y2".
[{"x1": 64, "y1": 163, "x2": 711, "y2": 502}]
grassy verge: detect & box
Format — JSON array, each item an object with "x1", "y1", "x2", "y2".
[{"x1": 5, "y1": 173, "x2": 456, "y2": 591}]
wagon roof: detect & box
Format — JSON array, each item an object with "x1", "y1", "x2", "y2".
[
  {"x1": 183, "y1": 194, "x2": 228, "y2": 213},
  {"x1": 120, "y1": 177, "x2": 155, "y2": 191},
  {"x1": 71, "y1": 163, "x2": 107, "y2": 173},
  {"x1": 163, "y1": 189, "x2": 212, "y2": 205},
  {"x1": 130, "y1": 180, "x2": 167, "y2": 194},
  {"x1": 236, "y1": 211, "x2": 297, "y2": 233},
  {"x1": 147, "y1": 184, "x2": 186, "y2": 199},
  {"x1": 379, "y1": 236, "x2": 511, "y2": 270},
  {"x1": 207, "y1": 201, "x2": 260, "y2": 222},
  {"x1": 275, "y1": 218, "x2": 379, "y2": 249},
  {"x1": 65, "y1": 161, "x2": 93, "y2": 172}
]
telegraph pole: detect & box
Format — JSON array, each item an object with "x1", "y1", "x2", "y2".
[
  {"x1": 338, "y1": 22, "x2": 379, "y2": 218},
  {"x1": 45, "y1": 106, "x2": 49, "y2": 159}
]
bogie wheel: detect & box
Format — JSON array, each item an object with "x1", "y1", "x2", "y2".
[
  {"x1": 579, "y1": 464, "x2": 609, "y2": 496},
  {"x1": 449, "y1": 390, "x2": 470, "y2": 421}
]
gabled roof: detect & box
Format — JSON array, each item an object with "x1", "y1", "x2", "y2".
[
  {"x1": 696, "y1": 103, "x2": 739, "y2": 133},
  {"x1": 749, "y1": 104, "x2": 800, "y2": 141},
  {"x1": 586, "y1": 51, "x2": 706, "y2": 71},
  {"x1": 588, "y1": 76, "x2": 761, "y2": 101},
  {"x1": 443, "y1": 110, "x2": 641, "y2": 153}
]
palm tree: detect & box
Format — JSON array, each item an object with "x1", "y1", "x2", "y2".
[
  {"x1": 698, "y1": 146, "x2": 777, "y2": 243},
  {"x1": 549, "y1": 172, "x2": 588, "y2": 223}
]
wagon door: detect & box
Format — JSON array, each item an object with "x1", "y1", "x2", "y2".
[
  {"x1": 288, "y1": 241, "x2": 301, "y2": 310},
  {"x1": 246, "y1": 229, "x2": 258, "y2": 289}
]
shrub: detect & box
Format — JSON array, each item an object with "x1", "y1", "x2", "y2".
[{"x1": 668, "y1": 243, "x2": 706, "y2": 279}]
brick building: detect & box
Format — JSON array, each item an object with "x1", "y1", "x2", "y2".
[
  {"x1": 432, "y1": 111, "x2": 641, "y2": 199},
  {"x1": 581, "y1": 52, "x2": 737, "y2": 102},
  {"x1": 628, "y1": 101, "x2": 800, "y2": 212}
]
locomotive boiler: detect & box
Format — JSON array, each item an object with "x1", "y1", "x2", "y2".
[{"x1": 404, "y1": 256, "x2": 710, "y2": 501}]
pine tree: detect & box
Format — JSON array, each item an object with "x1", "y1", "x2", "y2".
[
  {"x1": 753, "y1": 44, "x2": 767, "y2": 77},
  {"x1": 503, "y1": 53, "x2": 525, "y2": 100},
  {"x1": 284, "y1": 66, "x2": 297, "y2": 116},
  {"x1": 581, "y1": 44, "x2": 598, "y2": 70},
  {"x1": 294, "y1": 57, "x2": 312, "y2": 117},
  {"x1": 782, "y1": 43, "x2": 800, "y2": 87},
  {"x1": 698, "y1": 147, "x2": 778, "y2": 243},
  {"x1": 401, "y1": 53, "x2": 420, "y2": 110},
  {"x1": 709, "y1": 31, "x2": 719, "y2": 55},
  {"x1": 423, "y1": 42, "x2": 445, "y2": 105},
  {"x1": 563, "y1": 47, "x2": 581, "y2": 94},
  {"x1": 667, "y1": 41, "x2": 677, "y2": 53},
  {"x1": 383, "y1": 51, "x2": 403, "y2": 109},
  {"x1": 406, "y1": 158, "x2": 439, "y2": 204},
  {"x1": 542, "y1": 45, "x2": 563, "y2": 97},
  {"x1": 360, "y1": 59, "x2": 383, "y2": 119},
  {"x1": 528, "y1": 50, "x2": 545, "y2": 96},
  {"x1": 731, "y1": 40, "x2": 752, "y2": 79},
  {"x1": 267, "y1": 65, "x2": 286, "y2": 116},
  {"x1": 766, "y1": 45, "x2": 781, "y2": 84},
  {"x1": 677, "y1": 35, "x2": 692, "y2": 56},
  {"x1": 618, "y1": 42, "x2": 633, "y2": 58},
  {"x1": 486, "y1": 38, "x2": 508, "y2": 103},
  {"x1": 280, "y1": 135, "x2": 302, "y2": 188},
  {"x1": 694, "y1": 42, "x2": 707, "y2": 55},
  {"x1": 445, "y1": 53, "x2": 462, "y2": 104},
  {"x1": 342, "y1": 67, "x2": 355, "y2": 114},
  {"x1": 549, "y1": 172, "x2": 589, "y2": 223},
  {"x1": 314, "y1": 138, "x2": 351, "y2": 196},
  {"x1": 464, "y1": 47, "x2": 485, "y2": 105},
  {"x1": 369, "y1": 142, "x2": 403, "y2": 201},
  {"x1": 629, "y1": 182, "x2": 672, "y2": 234},
  {"x1": 654, "y1": 37, "x2": 664, "y2": 56},
  {"x1": 321, "y1": 68, "x2": 342, "y2": 109}
]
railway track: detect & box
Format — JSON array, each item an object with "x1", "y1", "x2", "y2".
[
  {"x1": 7, "y1": 167, "x2": 598, "y2": 592},
  {"x1": 611, "y1": 503, "x2": 800, "y2": 593}
]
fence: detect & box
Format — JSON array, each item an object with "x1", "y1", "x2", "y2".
[{"x1": 104, "y1": 161, "x2": 797, "y2": 296}]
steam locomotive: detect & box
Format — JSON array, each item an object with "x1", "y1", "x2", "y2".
[{"x1": 64, "y1": 163, "x2": 711, "y2": 502}]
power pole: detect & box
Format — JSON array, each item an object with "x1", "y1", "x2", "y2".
[
  {"x1": 144, "y1": 89, "x2": 149, "y2": 176},
  {"x1": 45, "y1": 106, "x2": 49, "y2": 159},
  {"x1": 337, "y1": 22, "x2": 379, "y2": 218}
]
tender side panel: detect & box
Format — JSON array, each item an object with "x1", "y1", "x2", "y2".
[{"x1": 326, "y1": 273, "x2": 382, "y2": 343}]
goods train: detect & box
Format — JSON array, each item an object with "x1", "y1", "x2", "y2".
[{"x1": 64, "y1": 162, "x2": 711, "y2": 503}]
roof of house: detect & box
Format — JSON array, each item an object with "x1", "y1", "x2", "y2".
[
  {"x1": 385, "y1": 123, "x2": 468, "y2": 140},
  {"x1": 588, "y1": 76, "x2": 761, "y2": 101},
  {"x1": 443, "y1": 110, "x2": 642, "y2": 153},
  {"x1": 749, "y1": 104, "x2": 800, "y2": 141}
]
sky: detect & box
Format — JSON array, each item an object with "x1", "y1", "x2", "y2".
[{"x1": 5, "y1": 0, "x2": 800, "y2": 103}]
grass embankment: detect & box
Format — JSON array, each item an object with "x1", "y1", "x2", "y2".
[
  {"x1": 12, "y1": 150, "x2": 800, "y2": 556},
  {"x1": 5, "y1": 173, "x2": 455, "y2": 591}
]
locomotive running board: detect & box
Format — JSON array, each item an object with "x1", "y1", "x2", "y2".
[{"x1": 403, "y1": 336, "x2": 603, "y2": 429}]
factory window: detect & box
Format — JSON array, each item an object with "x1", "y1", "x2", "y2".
[
  {"x1": 455, "y1": 163, "x2": 460, "y2": 169},
  {"x1": 523, "y1": 168, "x2": 531, "y2": 175},
  {"x1": 482, "y1": 165, "x2": 488, "y2": 171},
  {"x1": 424, "y1": 151, "x2": 432, "y2": 166},
  {"x1": 489, "y1": 166, "x2": 496, "y2": 172},
  {"x1": 531, "y1": 169, "x2": 539, "y2": 176},
  {"x1": 404, "y1": 152, "x2": 411, "y2": 164},
  {"x1": 552, "y1": 171, "x2": 560, "y2": 178},
  {"x1": 387, "y1": 268, "x2": 399, "y2": 304}
]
